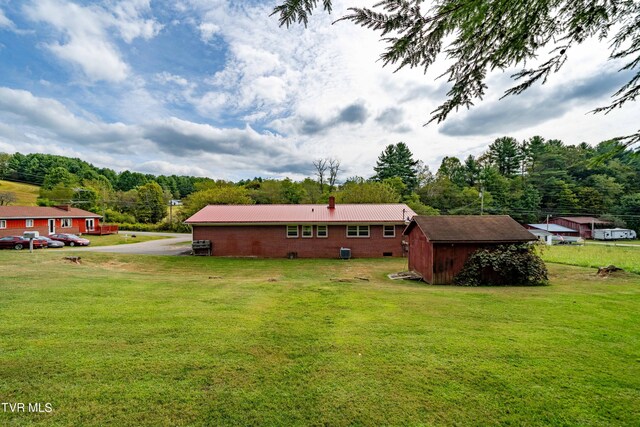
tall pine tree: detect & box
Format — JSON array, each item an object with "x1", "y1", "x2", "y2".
[{"x1": 372, "y1": 142, "x2": 419, "y2": 194}]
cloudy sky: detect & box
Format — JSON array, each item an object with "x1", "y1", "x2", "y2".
[{"x1": 0, "y1": 0, "x2": 637, "y2": 181}]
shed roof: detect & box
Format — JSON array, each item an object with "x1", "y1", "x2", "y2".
[
  {"x1": 185, "y1": 204, "x2": 415, "y2": 224},
  {"x1": 556, "y1": 216, "x2": 613, "y2": 225},
  {"x1": 404, "y1": 215, "x2": 536, "y2": 243},
  {"x1": 527, "y1": 223, "x2": 578, "y2": 233},
  {"x1": 0, "y1": 206, "x2": 101, "y2": 219}
]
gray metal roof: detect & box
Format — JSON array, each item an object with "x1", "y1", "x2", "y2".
[{"x1": 528, "y1": 223, "x2": 577, "y2": 233}]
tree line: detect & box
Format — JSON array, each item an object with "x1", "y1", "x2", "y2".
[{"x1": 1, "y1": 136, "x2": 639, "y2": 231}]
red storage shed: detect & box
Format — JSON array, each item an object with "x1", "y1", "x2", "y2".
[{"x1": 404, "y1": 215, "x2": 536, "y2": 284}]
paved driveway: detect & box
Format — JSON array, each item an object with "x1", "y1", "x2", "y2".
[{"x1": 83, "y1": 231, "x2": 192, "y2": 255}]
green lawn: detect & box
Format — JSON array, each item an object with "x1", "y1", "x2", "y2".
[
  {"x1": 587, "y1": 239, "x2": 640, "y2": 246},
  {"x1": 0, "y1": 179, "x2": 39, "y2": 205},
  {"x1": 83, "y1": 233, "x2": 170, "y2": 247},
  {"x1": 0, "y1": 252, "x2": 639, "y2": 426},
  {"x1": 540, "y1": 243, "x2": 640, "y2": 274}
]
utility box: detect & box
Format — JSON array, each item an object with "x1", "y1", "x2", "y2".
[
  {"x1": 339, "y1": 247, "x2": 351, "y2": 260},
  {"x1": 23, "y1": 231, "x2": 39, "y2": 239},
  {"x1": 192, "y1": 240, "x2": 212, "y2": 256}
]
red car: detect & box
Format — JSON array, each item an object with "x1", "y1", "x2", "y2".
[
  {"x1": 0, "y1": 236, "x2": 47, "y2": 250},
  {"x1": 49, "y1": 233, "x2": 91, "y2": 247}
]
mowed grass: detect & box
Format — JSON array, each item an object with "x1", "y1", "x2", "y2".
[
  {"x1": 0, "y1": 179, "x2": 39, "y2": 205},
  {"x1": 0, "y1": 253, "x2": 639, "y2": 426},
  {"x1": 540, "y1": 244, "x2": 640, "y2": 274},
  {"x1": 82, "y1": 233, "x2": 171, "y2": 247}
]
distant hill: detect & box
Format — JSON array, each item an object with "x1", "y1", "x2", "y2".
[{"x1": 0, "y1": 180, "x2": 40, "y2": 206}]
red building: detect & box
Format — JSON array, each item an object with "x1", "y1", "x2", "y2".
[
  {"x1": 549, "y1": 217, "x2": 613, "y2": 239},
  {"x1": 0, "y1": 205, "x2": 102, "y2": 238},
  {"x1": 185, "y1": 198, "x2": 415, "y2": 258},
  {"x1": 404, "y1": 215, "x2": 536, "y2": 284}
]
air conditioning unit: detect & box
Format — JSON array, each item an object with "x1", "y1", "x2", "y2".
[{"x1": 339, "y1": 247, "x2": 351, "y2": 260}]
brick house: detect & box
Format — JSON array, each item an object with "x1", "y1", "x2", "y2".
[
  {"x1": 0, "y1": 205, "x2": 102, "y2": 238},
  {"x1": 404, "y1": 215, "x2": 536, "y2": 284},
  {"x1": 185, "y1": 197, "x2": 416, "y2": 258}
]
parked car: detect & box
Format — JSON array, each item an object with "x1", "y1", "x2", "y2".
[
  {"x1": 34, "y1": 236, "x2": 65, "y2": 248},
  {"x1": 0, "y1": 236, "x2": 47, "y2": 250},
  {"x1": 49, "y1": 233, "x2": 91, "y2": 247}
]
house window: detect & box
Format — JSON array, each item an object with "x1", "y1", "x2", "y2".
[
  {"x1": 61, "y1": 218, "x2": 72, "y2": 228},
  {"x1": 347, "y1": 225, "x2": 370, "y2": 237},
  {"x1": 26, "y1": 219, "x2": 34, "y2": 228},
  {"x1": 383, "y1": 225, "x2": 395, "y2": 237},
  {"x1": 286, "y1": 225, "x2": 298, "y2": 238},
  {"x1": 302, "y1": 225, "x2": 313, "y2": 238},
  {"x1": 0, "y1": 220, "x2": 5, "y2": 229},
  {"x1": 317, "y1": 225, "x2": 328, "y2": 238}
]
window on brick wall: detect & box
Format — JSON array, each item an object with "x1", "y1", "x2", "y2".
[
  {"x1": 317, "y1": 225, "x2": 328, "y2": 238},
  {"x1": 383, "y1": 225, "x2": 395, "y2": 237},
  {"x1": 61, "y1": 218, "x2": 72, "y2": 228},
  {"x1": 0, "y1": 220, "x2": 5, "y2": 229},
  {"x1": 301, "y1": 225, "x2": 312, "y2": 238},
  {"x1": 346, "y1": 225, "x2": 369, "y2": 237},
  {"x1": 286, "y1": 225, "x2": 298, "y2": 238},
  {"x1": 26, "y1": 219, "x2": 34, "y2": 228}
]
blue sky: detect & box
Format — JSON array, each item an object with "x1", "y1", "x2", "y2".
[{"x1": 0, "y1": 0, "x2": 638, "y2": 181}]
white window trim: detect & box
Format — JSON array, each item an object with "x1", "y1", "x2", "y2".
[
  {"x1": 383, "y1": 225, "x2": 396, "y2": 238},
  {"x1": 301, "y1": 225, "x2": 313, "y2": 238},
  {"x1": 346, "y1": 224, "x2": 370, "y2": 238},
  {"x1": 316, "y1": 225, "x2": 328, "y2": 238},
  {"x1": 61, "y1": 218, "x2": 72, "y2": 228},
  {"x1": 0, "y1": 220, "x2": 6, "y2": 229},
  {"x1": 26, "y1": 219, "x2": 34, "y2": 228},
  {"x1": 286, "y1": 225, "x2": 298, "y2": 238}
]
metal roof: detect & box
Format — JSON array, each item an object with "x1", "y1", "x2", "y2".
[
  {"x1": 556, "y1": 216, "x2": 613, "y2": 225},
  {"x1": 404, "y1": 215, "x2": 536, "y2": 243},
  {"x1": 0, "y1": 206, "x2": 102, "y2": 219},
  {"x1": 528, "y1": 223, "x2": 578, "y2": 233},
  {"x1": 185, "y1": 204, "x2": 416, "y2": 224}
]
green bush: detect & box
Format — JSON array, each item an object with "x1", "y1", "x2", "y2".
[
  {"x1": 104, "y1": 209, "x2": 136, "y2": 224},
  {"x1": 114, "y1": 222, "x2": 190, "y2": 233},
  {"x1": 454, "y1": 244, "x2": 548, "y2": 286}
]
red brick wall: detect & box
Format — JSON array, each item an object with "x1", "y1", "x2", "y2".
[
  {"x1": 0, "y1": 218, "x2": 95, "y2": 237},
  {"x1": 192, "y1": 224, "x2": 406, "y2": 258}
]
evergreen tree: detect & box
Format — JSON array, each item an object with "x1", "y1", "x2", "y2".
[
  {"x1": 372, "y1": 142, "x2": 419, "y2": 194},
  {"x1": 487, "y1": 137, "x2": 521, "y2": 177}
]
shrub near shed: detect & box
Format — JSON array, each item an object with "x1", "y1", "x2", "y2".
[{"x1": 454, "y1": 244, "x2": 548, "y2": 286}]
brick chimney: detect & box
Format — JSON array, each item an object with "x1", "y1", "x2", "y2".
[
  {"x1": 328, "y1": 196, "x2": 335, "y2": 209},
  {"x1": 55, "y1": 205, "x2": 71, "y2": 211}
]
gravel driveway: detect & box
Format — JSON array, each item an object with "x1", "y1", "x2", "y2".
[{"x1": 82, "y1": 231, "x2": 192, "y2": 255}]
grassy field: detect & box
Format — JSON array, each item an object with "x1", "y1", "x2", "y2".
[
  {"x1": 82, "y1": 233, "x2": 171, "y2": 247},
  {"x1": 0, "y1": 179, "x2": 39, "y2": 205},
  {"x1": 0, "y1": 252, "x2": 639, "y2": 426},
  {"x1": 540, "y1": 244, "x2": 640, "y2": 274}
]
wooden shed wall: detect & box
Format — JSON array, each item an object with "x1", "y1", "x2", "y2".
[{"x1": 407, "y1": 226, "x2": 433, "y2": 283}]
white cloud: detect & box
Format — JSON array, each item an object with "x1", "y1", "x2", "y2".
[
  {"x1": 198, "y1": 22, "x2": 220, "y2": 41},
  {"x1": 0, "y1": 8, "x2": 14, "y2": 28},
  {"x1": 24, "y1": 0, "x2": 161, "y2": 82},
  {"x1": 135, "y1": 160, "x2": 210, "y2": 177}
]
